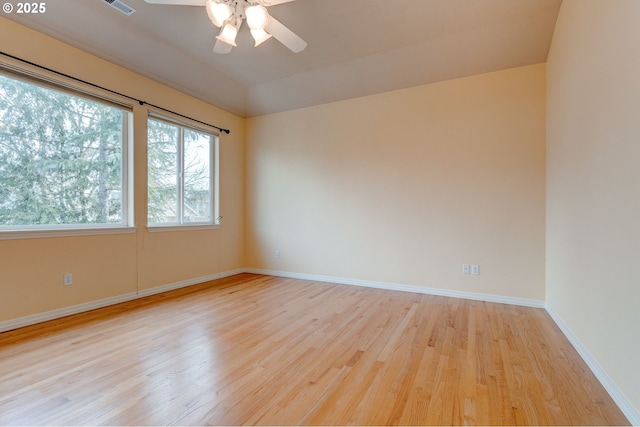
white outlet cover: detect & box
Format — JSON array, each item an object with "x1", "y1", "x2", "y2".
[{"x1": 471, "y1": 265, "x2": 479, "y2": 275}]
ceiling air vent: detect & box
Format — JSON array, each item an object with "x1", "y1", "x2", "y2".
[{"x1": 102, "y1": 0, "x2": 136, "y2": 16}]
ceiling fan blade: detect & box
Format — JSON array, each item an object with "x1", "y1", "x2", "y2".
[
  {"x1": 265, "y1": 16, "x2": 307, "y2": 53},
  {"x1": 213, "y1": 38, "x2": 233, "y2": 54},
  {"x1": 144, "y1": 0, "x2": 206, "y2": 5}
]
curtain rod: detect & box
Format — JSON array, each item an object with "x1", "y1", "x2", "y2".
[{"x1": 0, "y1": 51, "x2": 231, "y2": 135}]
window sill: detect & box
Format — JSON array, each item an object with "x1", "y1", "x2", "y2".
[
  {"x1": 146, "y1": 224, "x2": 221, "y2": 233},
  {"x1": 0, "y1": 226, "x2": 137, "y2": 241}
]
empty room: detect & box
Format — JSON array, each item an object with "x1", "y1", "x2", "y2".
[{"x1": 0, "y1": 0, "x2": 638, "y2": 425}]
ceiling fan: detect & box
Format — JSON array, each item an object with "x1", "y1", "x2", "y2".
[{"x1": 144, "y1": 0, "x2": 307, "y2": 54}]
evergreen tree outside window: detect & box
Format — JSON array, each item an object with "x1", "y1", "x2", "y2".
[
  {"x1": 0, "y1": 72, "x2": 132, "y2": 231},
  {"x1": 147, "y1": 116, "x2": 218, "y2": 227}
]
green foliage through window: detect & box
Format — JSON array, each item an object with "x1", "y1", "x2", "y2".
[
  {"x1": 0, "y1": 73, "x2": 129, "y2": 228},
  {"x1": 147, "y1": 117, "x2": 214, "y2": 225}
]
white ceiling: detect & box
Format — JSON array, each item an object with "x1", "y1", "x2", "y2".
[{"x1": 6, "y1": 0, "x2": 562, "y2": 117}]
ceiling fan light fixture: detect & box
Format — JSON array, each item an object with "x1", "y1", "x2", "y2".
[
  {"x1": 216, "y1": 21, "x2": 239, "y2": 46},
  {"x1": 250, "y1": 28, "x2": 272, "y2": 46},
  {"x1": 145, "y1": 0, "x2": 307, "y2": 54},
  {"x1": 245, "y1": 4, "x2": 269, "y2": 30},
  {"x1": 206, "y1": 0, "x2": 233, "y2": 27}
]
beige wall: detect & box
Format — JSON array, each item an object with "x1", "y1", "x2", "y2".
[
  {"x1": 246, "y1": 64, "x2": 547, "y2": 300},
  {"x1": 0, "y1": 17, "x2": 245, "y2": 322},
  {"x1": 546, "y1": 0, "x2": 640, "y2": 414}
]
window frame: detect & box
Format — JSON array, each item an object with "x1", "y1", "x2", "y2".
[
  {"x1": 0, "y1": 58, "x2": 135, "y2": 240},
  {"x1": 146, "y1": 112, "x2": 220, "y2": 231}
]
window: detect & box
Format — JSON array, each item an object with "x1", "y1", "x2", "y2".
[
  {"x1": 0, "y1": 71, "x2": 132, "y2": 232},
  {"x1": 147, "y1": 115, "x2": 218, "y2": 227}
]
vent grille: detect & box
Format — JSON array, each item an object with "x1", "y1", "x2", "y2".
[{"x1": 102, "y1": 0, "x2": 136, "y2": 16}]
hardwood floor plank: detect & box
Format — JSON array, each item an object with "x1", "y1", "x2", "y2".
[{"x1": 0, "y1": 273, "x2": 630, "y2": 426}]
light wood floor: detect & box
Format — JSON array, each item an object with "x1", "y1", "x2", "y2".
[{"x1": 0, "y1": 274, "x2": 629, "y2": 425}]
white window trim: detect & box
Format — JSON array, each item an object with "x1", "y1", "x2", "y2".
[
  {"x1": 147, "y1": 113, "x2": 220, "y2": 229},
  {"x1": 0, "y1": 226, "x2": 137, "y2": 241},
  {"x1": 0, "y1": 55, "x2": 134, "y2": 110},
  {"x1": 147, "y1": 109, "x2": 220, "y2": 137},
  {"x1": 146, "y1": 224, "x2": 220, "y2": 233}
]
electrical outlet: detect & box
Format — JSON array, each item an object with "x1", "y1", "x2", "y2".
[
  {"x1": 471, "y1": 265, "x2": 479, "y2": 275},
  {"x1": 63, "y1": 273, "x2": 73, "y2": 286},
  {"x1": 274, "y1": 249, "x2": 280, "y2": 259},
  {"x1": 462, "y1": 264, "x2": 470, "y2": 274}
]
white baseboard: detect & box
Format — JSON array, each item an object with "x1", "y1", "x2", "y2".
[
  {"x1": 136, "y1": 268, "x2": 245, "y2": 298},
  {"x1": 244, "y1": 268, "x2": 546, "y2": 308},
  {"x1": 0, "y1": 268, "x2": 245, "y2": 334},
  {"x1": 0, "y1": 292, "x2": 139, "y2": 333},
  {"x1": 0, "y1": 268, "x2": 543, "y2": 334},
  {"x1": 545, "y1": 304, "x2": 640, "y2": 426}
]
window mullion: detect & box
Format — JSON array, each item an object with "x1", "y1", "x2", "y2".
[
  {"x1": 177, "y1": 127, "x2": 185, "y2": 225},
  {"x1": 121, "y1": 112, "x2": 129, "y2": 225}
]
